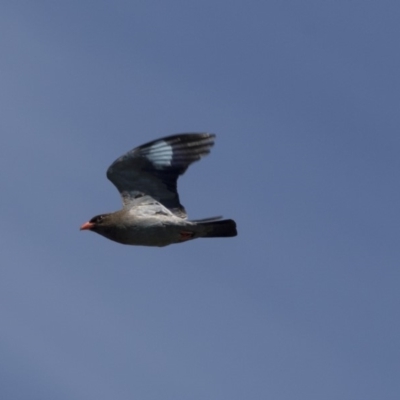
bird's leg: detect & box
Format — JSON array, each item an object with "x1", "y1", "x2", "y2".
[{"x1": 179, "y1": 231, "x2": 195, "y2": 241}]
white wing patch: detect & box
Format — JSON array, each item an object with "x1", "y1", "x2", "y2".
[
  {"x1": 146, "y1": 140, "x2": 173, "y2": 168},
  {"x1": 128, "y1": 201, "x2": 175, "y2": 217}
]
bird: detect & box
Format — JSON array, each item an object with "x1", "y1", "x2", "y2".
[{"x1": 80, "y1": 133, "x2": 237, "y2": 246}]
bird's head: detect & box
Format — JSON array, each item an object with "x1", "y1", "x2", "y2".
[
  {"x1": 80, "y1": 211, "x2": 132, "y2": 244},
  {"x1": 80, "y1": 213, "x2": 113, "y2": 232}
]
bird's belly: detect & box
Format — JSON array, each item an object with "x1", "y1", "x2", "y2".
[{"x1": 102, "y1": 221, "x2": 184, "y2": 247}]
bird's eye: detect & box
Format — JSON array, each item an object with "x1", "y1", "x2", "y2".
[{"x1": 89, "y1": 215, "x2": 104, "y2": 224}]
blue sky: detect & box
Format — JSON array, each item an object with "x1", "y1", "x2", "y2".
[{"x1": 1, "y1": 1, "x2": 399, "y2": 399}]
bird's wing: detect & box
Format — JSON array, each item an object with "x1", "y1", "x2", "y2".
[
  {"x1": 124, "y1": 195, "x2": 176, "y2": 217},
  {"x1": 106, "y1": 133, "x2": 215, "y2": 218}
]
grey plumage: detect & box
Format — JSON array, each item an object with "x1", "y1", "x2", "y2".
[{"x1": 81, "y1": 133, "x2": 237, "y2": 247}]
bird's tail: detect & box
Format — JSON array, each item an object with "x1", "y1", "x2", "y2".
[{"x1": 197, "y1": 219, "x2": 237, "y2": 238}]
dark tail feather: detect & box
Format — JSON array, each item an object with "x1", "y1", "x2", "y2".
[{"x1": 198, "y1": 219, "x2": 237, "y2": 238}]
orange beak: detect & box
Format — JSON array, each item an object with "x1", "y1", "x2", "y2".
[{"x1": 80, "y1": 221, "x2": 95, "y2": 230}]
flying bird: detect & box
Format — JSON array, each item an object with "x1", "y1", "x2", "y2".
[{"x1": 80, "y1": 133, "x2": 237, "y2": 246}]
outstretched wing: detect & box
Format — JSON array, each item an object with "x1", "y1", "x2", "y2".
[{"x1": 106, "y1": 133, "x2": 215, "y2": 218}]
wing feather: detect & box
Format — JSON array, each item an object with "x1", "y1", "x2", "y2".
[{"x1": 106, "y1": 133, "x2": 215, "y2": 218}]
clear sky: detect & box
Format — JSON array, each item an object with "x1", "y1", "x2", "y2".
[{"x1": 1, "y1": 1, "x2": 399, "y2": 399}]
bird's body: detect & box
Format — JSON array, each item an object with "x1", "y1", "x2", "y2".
[{"x1": 80, "y1": 133, "x2": 237, "y2": 247}]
